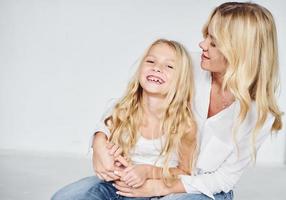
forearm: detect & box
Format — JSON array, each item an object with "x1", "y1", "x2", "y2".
[
  {"x1": 150, "y1": 179, "x2": 186, "y2": 196},
  {"x1": 146, "y1": 165, "x2": 188, "y2": 179},
  {"x1": 92, "y1": 132, "x2": 115, "y2": 173}
]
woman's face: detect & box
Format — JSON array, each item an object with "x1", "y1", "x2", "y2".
[
  {"x1": 139, "y1": 43, "x2": 176, "y2": 97},
  {"x1": 199, "y1": 27, "x2": 228, "y2": 74}
]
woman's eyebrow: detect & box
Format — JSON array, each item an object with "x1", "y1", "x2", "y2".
[{"x1": 209, "y1": 34, "x2": 217, "y2": 43}]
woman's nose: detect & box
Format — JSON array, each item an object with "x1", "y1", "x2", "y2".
[{"x1": 199, "y1": 39, "x2": 207, "y2": 51}]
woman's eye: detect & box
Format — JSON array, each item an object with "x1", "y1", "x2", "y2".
[{"x1": 210, "y1": 42, "x2": 216, "y2": 47}]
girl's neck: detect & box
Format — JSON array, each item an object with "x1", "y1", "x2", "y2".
[{"x1": 141, "y1": 92, "x2": 165, "y2": 120}]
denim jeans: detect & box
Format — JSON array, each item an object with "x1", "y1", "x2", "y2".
[
  {"x1": 85, "y1": 181, "x2": 150, "y2": 200},
  {"x1": 51, "y1": 176, "x2": 100, "y2": 200},
  {"x1": 155, "y1": 191, "x2": 233, "y2": 200},
  {"x1": 51, "y1": 175, "x2": 233, "y2": 200}
]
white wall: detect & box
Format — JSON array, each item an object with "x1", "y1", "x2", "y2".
[{"x1": 0, "y1": 0, "x2": 285, "y2": 164}]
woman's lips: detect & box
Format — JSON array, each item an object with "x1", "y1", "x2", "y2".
[{"x1": 201, "y1": 54, "x2": 210, "y2": 60}]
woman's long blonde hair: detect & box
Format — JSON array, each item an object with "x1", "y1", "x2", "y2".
[
  {"x1": 105, "y1": 39, "x2": 196, "y2": 181},
  {"x1": 203, "y1": 2, "x2": 282, "y2": 157}
]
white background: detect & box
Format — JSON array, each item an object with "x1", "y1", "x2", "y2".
[{"x1": 0, "y1": 0, "x2": 285, "y2": 164}]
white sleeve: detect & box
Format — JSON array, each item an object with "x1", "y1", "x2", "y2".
[
  {"x1": 180, "y1": 115, "x2": 275, "y2": 199},
  {"x1": 89, "y1": 99, "x2": 117, "y2": 147}
]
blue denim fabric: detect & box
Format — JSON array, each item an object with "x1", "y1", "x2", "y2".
[
  {"x1": 51, "y1": 175, "x2": 233, "y2": 200},
  {"x1": 85, "y1": 181, "x2": 150, "y2": 200},
  {"x1": 51, "y1": 176, "x2": 100, "y2": 200},
  {"x1": 154, "y1": 191, "x2": 233, "y2": 200}
]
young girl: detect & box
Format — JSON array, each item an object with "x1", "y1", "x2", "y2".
[{"x1": 84, "y1": 39, "x2": 197, "y2": 199}]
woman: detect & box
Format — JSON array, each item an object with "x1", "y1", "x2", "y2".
[{"x1": 52, "y1": 2, "x2": 282, "y2": 200}]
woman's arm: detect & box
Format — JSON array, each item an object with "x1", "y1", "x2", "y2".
[
  {"x1": 115, "y1": 115, "x2": 275, "y2": 198},
  {"x1": 114, "y1": 178, "x2": 186, "y2": 197}
]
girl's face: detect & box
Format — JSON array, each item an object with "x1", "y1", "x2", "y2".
[
  {"x1": 139, "y1": 43, "x2": 176, "y2": 97},
  {"x1": 199, "y1": 27, "x2": 228, "y2": 74}
]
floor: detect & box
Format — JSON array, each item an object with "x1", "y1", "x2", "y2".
[{"x1": 0, "y1": 150, "x2": 285, "y2": 200}]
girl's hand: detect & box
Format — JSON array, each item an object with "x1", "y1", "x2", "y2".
[
  {"x1": 120, "y1": 164, "x2": 150, "y2": 188},
  {"x1": 113, "y1": 179, "x2": 166, "y2": 197}
]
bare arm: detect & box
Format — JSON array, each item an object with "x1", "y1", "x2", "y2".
[
  {"x1": 92, "y1": 131, "x2": 120, "y2": 181},
  {"x1": 114, "y1": 178, "x2": 186, "y2": 197}
]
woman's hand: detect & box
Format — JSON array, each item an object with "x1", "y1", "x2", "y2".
[{"x1": 113, "y1": 179, "x2": 168, "y2": 197}]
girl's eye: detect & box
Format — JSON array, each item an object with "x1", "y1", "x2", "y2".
[
  {"x1": 167, "y1": 65, "x2": 174, "y2": 69},
  {"x1": 146, "y1": 60, "x2": 154, "y2": 63}
]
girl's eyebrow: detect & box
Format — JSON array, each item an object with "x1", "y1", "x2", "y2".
[{"x1": 146, "y1": 54, "x2": 175, "y2": 62}]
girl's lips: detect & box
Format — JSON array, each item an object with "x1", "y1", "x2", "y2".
[{"x1": 146, "y1": 75, "x2": 165, "y2": 84}]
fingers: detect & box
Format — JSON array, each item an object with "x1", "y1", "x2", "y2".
[
  {"x1": 95, "y1": 167, "x2": 121, "y2": 181},
  {"x1": 114, "y1": 161, "x2": 122, "y2": 167},
  {"x1": 106, "y1": 141, "x2": 114, "y2": 149},
  {"x1": 113, "y1": 147, "x2": 123, "y2": 157},
  {"x1": 106, "y1": 141, "x2": 123, "y2": 157},
  {"x1": 114, "y1": 180, "x2": 129, "y2": 187},
  {"x1": 113, "y1": 182, "x2": 137, "y2": 197},
  {"x1": 96, "y1": 172, "x2": 112, "y2": 181},
  {"x1": 113, "y1": 182, "x2": 132, "y2": 193},
  {"x1": 109, "y1": 144, "x2": 120, "y2": 155},
  {"x1": 129, "y1": 181, "x2": 143, "y2": 188},
  {"x1": 121, "y1": 171, "x2": 134, "y2": 182},
  {"x1": 114, "y1": 169, "x2": 125, "y2": 177},
  {"x1": 115, "y1": 155, "x2": 129, "y2": 167},
  {"x1": 105, "y1": 171, "x2": 121, "y2": 180}
]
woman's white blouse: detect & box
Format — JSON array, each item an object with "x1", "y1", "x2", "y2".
[{"x1": 179, "y1": 54, "x2": 275, "y2": 199}]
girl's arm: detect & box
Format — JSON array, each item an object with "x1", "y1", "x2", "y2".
[{"x1": 92, "y1": 131, "x2": 120, "y2": 181}]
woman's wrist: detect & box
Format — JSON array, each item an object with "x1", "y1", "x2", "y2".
[{"x1": 145, "y1": 165, "x2": 162, "y2": 179}]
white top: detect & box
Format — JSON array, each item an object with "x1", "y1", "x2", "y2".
[
  {"x1": 93, "y1": 108, "x2": 178, "y2": 168},
  {"x1": 178, "y1": 53, "x2": 274, "y2": 199}
]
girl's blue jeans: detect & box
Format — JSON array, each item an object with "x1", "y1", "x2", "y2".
[{"x1": 51, "y1": 176, "x2": 233, "y2": 200}]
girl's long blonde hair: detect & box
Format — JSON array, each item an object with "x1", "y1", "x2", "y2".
[
  {"x1": 203, "y1": 2, "x2": 282, "y2": 157},
  {"x1": 105, "y1": 39, "x2": 196, "y2": 181}
]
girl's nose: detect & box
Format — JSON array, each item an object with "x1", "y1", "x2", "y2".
[{"x1": 152, "y1": 64, "x2": 161, "y2": 72}]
